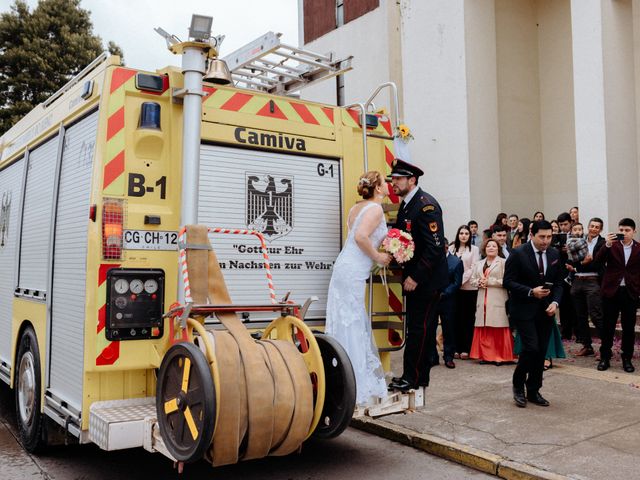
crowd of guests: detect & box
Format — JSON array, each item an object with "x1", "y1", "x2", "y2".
[{"x1": 433, "y1": 207, "x2": 639, "y2": 375}]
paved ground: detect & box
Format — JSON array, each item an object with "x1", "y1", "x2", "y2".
[
  {"x1": 2, "y1": 336, "x2": 638, "y2": 479},
  {"x1": 375, "y1": 338, "x2": 640, "y2": 479},
  {"x1": 0, "y1": 383, "x2": 491, "y2": 480}
]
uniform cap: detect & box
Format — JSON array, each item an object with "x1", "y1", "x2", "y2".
[{"x1": 388, "y1": 158, "x2": 424, "y2": 179}]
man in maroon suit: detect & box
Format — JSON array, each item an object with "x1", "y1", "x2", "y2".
[{"x1": 594, "y1": 218, "x2": 640, "y2": 373}]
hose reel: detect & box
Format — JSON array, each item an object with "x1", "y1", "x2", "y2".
[{"x1": 155, "y1": 225, "x2": 356, "y2": 466}]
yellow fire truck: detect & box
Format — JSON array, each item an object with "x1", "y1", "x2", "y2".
[{"x1": 0, "y1": 17, "x2": 405, "y2": 467}]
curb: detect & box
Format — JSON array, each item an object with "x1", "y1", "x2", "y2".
[{"x1": 351, "y1": 417, "x2": 571, "y2": 480}]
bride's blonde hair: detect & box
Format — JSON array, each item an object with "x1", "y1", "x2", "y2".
[{"x1": 357, "y1": 171, "x2": 383, "y2": 199}]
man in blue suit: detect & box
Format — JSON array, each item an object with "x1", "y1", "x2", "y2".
[{"x1": 430, "y1": 238, "x2": 463, "y2": 368}]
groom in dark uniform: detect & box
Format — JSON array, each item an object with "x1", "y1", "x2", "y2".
[{"x1": 388, "y1": 158, "x2": 448, "y2": 392}]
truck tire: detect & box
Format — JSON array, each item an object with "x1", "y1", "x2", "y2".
[
  {"x1": 311, "y1": 333, "x2": 356, "y2": 439},
  {"x1": 15, "y1": 327, "x2": 47, "y2": 453}
]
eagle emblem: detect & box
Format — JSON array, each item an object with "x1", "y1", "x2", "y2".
[
  {"x1": 246, "y1": 174, "x2": 293, "y2": 241},
  {"x1": 0, "y1": 191, "x2": 11, "y2": 249}
]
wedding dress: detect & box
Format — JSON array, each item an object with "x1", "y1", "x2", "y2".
[{"x1": 325, "y1": 202, "x2": 388, "y2": 406}]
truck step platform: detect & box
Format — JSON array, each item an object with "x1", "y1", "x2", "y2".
[{"x1": 89, "y1": 397, "x2": 175, "y2": 460}]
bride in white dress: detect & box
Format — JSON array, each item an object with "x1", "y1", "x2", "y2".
[{"x1": 325, "y1": 171, "x2": 392, "y2": 406}]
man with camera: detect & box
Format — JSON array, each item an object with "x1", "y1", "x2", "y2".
[
  {"x1": 593, "y1": 218, "x2": 640, "y2": 373},
  {"x1": 504, "y1": 220, "x2": 564, "y2": 408}
]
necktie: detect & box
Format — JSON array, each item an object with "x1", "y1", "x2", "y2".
[
  {"x1": 472, "y1": 235, "x2": 476, "y2": 245},
  {"x1": 537, "y1": 251, "x2": 545, "y2": 278},
  {"x1": 399, "y1": 200, "x2": 406, "y2": 212}
]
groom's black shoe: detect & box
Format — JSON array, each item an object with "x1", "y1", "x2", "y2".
[
  {"x1": 527, "y1": 391, "x2": 550, "y2": 407},
  {"x1": 513, "y1": 387, "x2": 526, "y2": 408},
  {"x1": 388, "y1": 378, "x2": 416, "y2": 392},
  {"x1": 597, "y1": 359, "x2": 610, "y2": 371}
]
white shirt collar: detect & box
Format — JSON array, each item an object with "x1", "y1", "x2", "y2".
[
  {"x1": 531, "y1": 243, "x2": 547, "y2": 256},
  {"x1": 402, "y1": 186, "x2": 419, "y2": 206}
]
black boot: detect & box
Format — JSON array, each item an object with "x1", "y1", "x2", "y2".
[{"x1": 513, "y1": 386, "x2": 526, "y2": 408}]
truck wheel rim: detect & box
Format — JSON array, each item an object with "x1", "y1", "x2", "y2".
[{"x1": 18, "y1": 351, "x2": 36, "y2": 425}]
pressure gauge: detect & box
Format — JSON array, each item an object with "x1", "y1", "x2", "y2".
[
  {"x1": 114, "y1": 278, "x2": 129, "y2": 294},
  {"x1": 144, "y1": 279, "x2": 158, "y2": 294},
  {"x1": 114, "y1": 296, "x2": 128, "y2": 309},
  {"x1": 130, "y1": 279, "x2": 144, "y2": 294}
]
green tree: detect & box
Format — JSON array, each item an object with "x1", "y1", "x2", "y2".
[{"x1": 0, "y1": 0, "x2": 123, "y2": 135}]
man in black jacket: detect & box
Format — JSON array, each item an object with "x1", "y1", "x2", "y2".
[
  {"x1": 557, "y1": 212, "x2": 577, "y2": 340},
  {"x1": 504, "y1": 220, "x2": 563, "y2": 407},
  {"x1": 387, "y1": 158, "x2": 448, "y2": 392}
]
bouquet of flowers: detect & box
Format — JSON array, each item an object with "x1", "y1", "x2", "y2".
[
  {"x1": 382, "y1": 228, "x2": 415, "y2": 264},
  {"x1": 373, "y1": 229, "x2": 415, "y2": 294}
]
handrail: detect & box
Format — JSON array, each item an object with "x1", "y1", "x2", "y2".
[
  {"x1": 364, "y1": 81, "x2": 401, "y2": 132},
  {"x1": 344, "y1": 102, "x2": 368, "y2": 172}
]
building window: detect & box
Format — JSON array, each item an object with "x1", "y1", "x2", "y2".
[{"x1": 336, "y1": 0, "x2": 344, "y2": 27}]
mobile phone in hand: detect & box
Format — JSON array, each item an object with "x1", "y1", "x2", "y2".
[
  {"x1": 544, "y1": 282, "x2": 554, "y2": 290},
  {"x1": 616, "y1": 233, "x2": 625, "y2": 241}
]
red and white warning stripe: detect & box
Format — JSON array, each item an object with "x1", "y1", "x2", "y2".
[{"x1": 178, "y1": 226, "x2": 277, "y2": 305}]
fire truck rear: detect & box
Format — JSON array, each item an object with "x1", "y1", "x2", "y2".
[{"x1": 0, "y1": 15, "x2": 404, "y2": 467}]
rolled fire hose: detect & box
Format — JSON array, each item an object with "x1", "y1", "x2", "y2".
[{"x1": 184, "y1": 225, "x2": 316, "y2": 466}]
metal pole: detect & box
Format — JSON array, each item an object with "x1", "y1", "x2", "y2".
[
  {"x1": 178, "y1": 45, "x2": 208, "y2": 304},
  {"x1": 180, "y1": 46, "x2": 207, "y2": 226}
]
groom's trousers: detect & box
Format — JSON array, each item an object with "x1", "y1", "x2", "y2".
[{"x1": 403, "y1": 289, "x2": 441, "y2": 387}]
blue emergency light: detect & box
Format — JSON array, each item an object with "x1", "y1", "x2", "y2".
[{"x1": 139, "y1": 102, "x2": 161, "y2": 130}]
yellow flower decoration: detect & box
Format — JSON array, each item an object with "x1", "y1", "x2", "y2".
[{"x1": 397, "y1": 124, "x2": 414, "y2": 140}]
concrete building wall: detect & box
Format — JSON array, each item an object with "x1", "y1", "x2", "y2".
[
  {"x1": 298, "y1": 0, "x2": 640, "y2": 235},
  {"x1": 301, "y1": 2, "x2": 392, "y2": 109}
]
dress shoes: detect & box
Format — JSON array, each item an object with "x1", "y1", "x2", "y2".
[
  {"x1": 623, "y1": 359, "x2": 635, "y2": 373},
  {"x1": 513, "y1": 387, "x2": 527, "y2": 408},
  {"x1": 527, "y1": 392, "x2": 550, "y2": 407},
  {"x1": 597, "y1": 359, "x2": 610, "y2": 371},
  {"x1": 445, "y1": 360, "x2": 455, "y2": 369},
  {"x1": 388, "y1": 378, "x2": 416, "y2": 392},
  {"x1": 574, "y1": 345, "x2": 595, "y2": 357}
]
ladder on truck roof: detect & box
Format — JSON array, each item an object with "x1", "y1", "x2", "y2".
[{"x1": 222, "y1": 31, "x2": 353, "y2": 95}]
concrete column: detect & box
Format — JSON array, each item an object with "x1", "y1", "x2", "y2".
[
  {"x1": 537, "y1": 0, "x2": 577, "y2": 216},
  {"x1": 494, "y1": 0, "x2": 543, "y2": 218},
  {"x1": 602, "y1": 0, "x2": 638, "y2": 229},
  {"x1": 571, "y1": 0, "x2": 610, "y2": 228},
  {"x1": 464, "y1": 0, "x2": 502, "y2": 229},
  {"x1": 634, "y1": 1, "x2": 640, "y2": 220},
  {"x1": 401, "y1": 0, "x2": 501, "y2": 237},
  {"x1": 572, "y1": 0, "x2": 638, "y2": 230}
]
